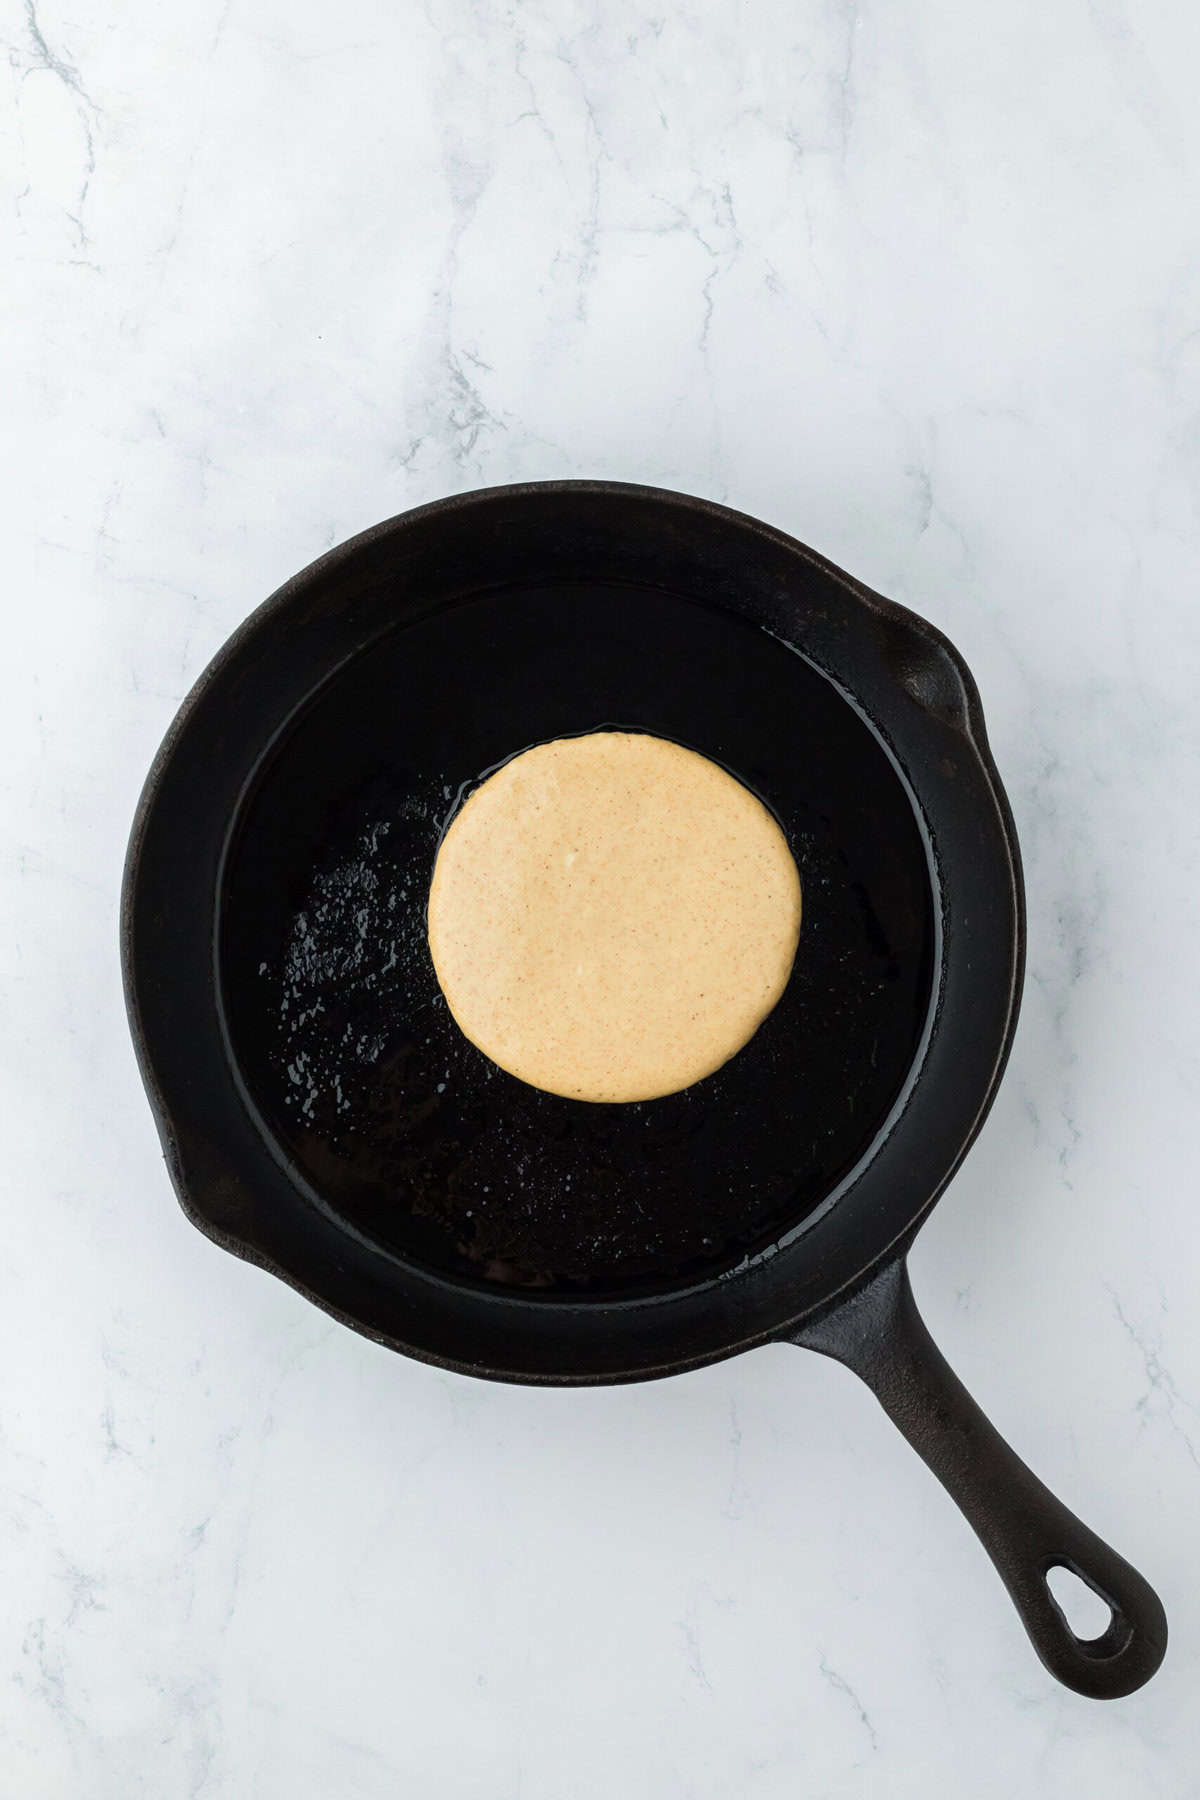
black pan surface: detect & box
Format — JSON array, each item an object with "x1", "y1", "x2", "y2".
[
  {"x1": 123, "y1": 482, "x2": 1165, "y2": 1698},
  {"x1": 220, "y1": 582, "x2": 935, "y2": 1294}
]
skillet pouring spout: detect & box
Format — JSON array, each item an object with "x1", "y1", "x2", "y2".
[{"x1": 792, "y1": 1258, "x2": 1167, "y2": 1699}]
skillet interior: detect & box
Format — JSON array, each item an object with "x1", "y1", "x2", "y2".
[{"x1": 218, "y1": 581, "x2": 936, "y2": 1296}]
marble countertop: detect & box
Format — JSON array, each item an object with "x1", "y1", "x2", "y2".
[{"x1": 5, "y1": 0, "x2": 1200, "y2": 1791}]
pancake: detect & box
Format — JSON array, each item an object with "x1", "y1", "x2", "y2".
[{"x1": 427, "y1": 731, "x2": 802, "y2": 1102}]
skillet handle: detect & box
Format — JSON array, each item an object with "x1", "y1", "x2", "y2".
[{"x1": 789, "y1": 1258, "x2": 1167, "y2": 1698}]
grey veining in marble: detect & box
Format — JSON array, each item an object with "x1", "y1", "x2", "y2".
[{"x1": 4, "y1": 0, "x2": 1199, "y2": 1792}]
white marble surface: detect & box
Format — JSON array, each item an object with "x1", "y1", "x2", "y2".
[{"x1": 4, "y1": 0, "x2": 1200, "y2": 1790}]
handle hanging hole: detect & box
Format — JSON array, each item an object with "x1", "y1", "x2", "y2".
[{"x1": 1047, "y1": 1564, "x2": 1114, "y2": 1642}]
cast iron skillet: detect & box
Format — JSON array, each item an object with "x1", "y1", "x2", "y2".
[{"x1": 122, "y1": 481, "x2": 1166, "y2": 1698}]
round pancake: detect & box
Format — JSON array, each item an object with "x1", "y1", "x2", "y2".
[{"x1": 427, "y1": 731, "x2": 802, "y2": 1102}]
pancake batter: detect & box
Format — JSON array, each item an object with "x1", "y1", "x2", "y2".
[{"x1": 427, "y1": 731, "x2": 802, "y2": 1103}]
